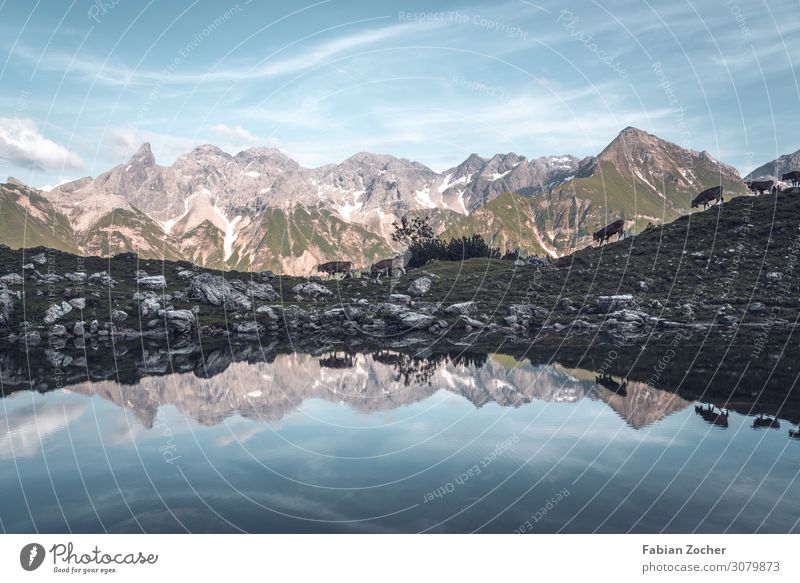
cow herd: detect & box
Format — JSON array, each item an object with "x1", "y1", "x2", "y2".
[
  {"x1": 746, "y1": 171, "x2": 800, "y2": 194},
  {"x1": 593, "y1": 169, "x2": 799, "y2": 247},
  {"x1": 314, "y1": 256, "x2": 407, "y2": 280}
]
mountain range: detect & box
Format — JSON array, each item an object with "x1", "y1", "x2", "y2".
[
  {"x1": 744, "y1": 147, "x2": 800, "y2": 182},
  {"x1": 0, "y1": 126, "x2": 776, "y2": 274}
]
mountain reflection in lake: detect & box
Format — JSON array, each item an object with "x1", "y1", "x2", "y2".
[{"x1": 0, "y1": 339, "x2": 798, "y2": 533}]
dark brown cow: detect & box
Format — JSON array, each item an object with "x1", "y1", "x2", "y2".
[
  {"x1": 595, "y1": 373, "x2": 628, "y2": 397},
  {"x1": 746, "y1": 180, "x2": 774, "y2": 195},
  {"x1": 370, "y1": 256, "x2": 406, "y2": 279},
  {"x1": 593, "y1": 219, "x2": 625, "y2": 245},
  {"x1": 694, "y1": 404, "x2": 729, "y2": 428},
  {"x1": 782, "y1": 171, "x2": 800, "y2": 188},
  {"x1": 691, "y1": 186, "x2": 724, "y2": 209},
  {"x1": 316, "y1": 260, "x2": 353, "y2": 278},
  {"x1": 752, "y1": 414, "x2": 780, "y2": 429}
]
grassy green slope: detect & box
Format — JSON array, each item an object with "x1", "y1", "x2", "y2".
[
  {"x1": 443, "y1": 160, "x2": 750, "y2": 258},
  {"x1": 0, "y1": 183, "x2": 79, "y2": 253},
  {"x1": 82, "y1": 208, "x2": 184, "y2": 261},
  {"x1": 441, "y1": 192, "x2": 549, "y2": 256},
  {"x1": 232, "y1": 206, "x2": 393, "y2": 272}
]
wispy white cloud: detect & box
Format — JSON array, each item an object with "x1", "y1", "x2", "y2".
[
  {"x1": 0, "y1": 118, "x2": 84, "y2": 171},
  {"x1": 208, "y1": 123, "x2": 260, "y2": 144},
  {"x1": 0, "y1": 401, "x2": 87, "y2": 459},
  {"x1": 11, "y1": 18, "x2": 446, "y2": 88}
]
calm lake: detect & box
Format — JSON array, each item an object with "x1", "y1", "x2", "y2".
[{"x1": 0, "y1": 335, "x2": 798, "y2": 533}]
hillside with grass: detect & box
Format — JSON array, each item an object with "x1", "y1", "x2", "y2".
[
  {"x1": 0, "y1": 182, "x2": 79, "y2": 254},
  {"x1": 442, "y1": 129, "x2": 750, "y2": 258}
]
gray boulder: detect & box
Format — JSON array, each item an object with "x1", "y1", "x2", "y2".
[
  {"x1": 44, "y1": 301, "x2": 73, "y2": 325},
  {"x1": 44, "y1": 348, "x2": 72, "y2": 368},
  {"x1": 444, "y1": 301, "x2": 477, "y2": 317},
  {"x1": 136, "y1": 275, "x2": 167, "y2": 290},
  {"x1": 159, "y1": 309, "x2": 195, "y2": 335},
  {"x1": 0, "y1": 273, "x2": 23, "y2": 286},
  {"x1": 292, "y1": 282, "x2": 333, "y2": 300},
  {"x1": 73, "y1": 321, "x2": 86, "y2": 336},
  {"x1": 0, "y1": 288, "x2": 17, "y2": 327},
  {"x1": 766, "y1": 271, "x2": 783, "y2": 282},
  {"x1": 597, "y1": 295, "x2": 637, "y2": 312},
  {"x1": 607, "y1": 309, "x2": 648, "y2": 323},
  {"x1": 65, "y1": 272, "x2": 87, "y2": 283},
  {"x1": 111, "y1": 309, "x2": 128, "y2": 323},
  {"x1": 398, "y1": 311, "x2": 436, "y2": 330},
  {"x1": 68, "y1": 298, "x2": 86, "y2": 310},
  {"x1": 408, "y1": 277, "x2": 432, "y2": 297},
  {"x1": 33, "y1": 272, "x2": 63, "y2": 284},
  {"x1": 30, "y1": 252, "x2": 47, "y2": 265},
  {"x1": 187, "y1": 273, "x2": 251, "y2": 312},
  {"x1": 138, "y1": 296, "x2": 162, "y2": 318},
  {"x1": 255, "y1": 305, "x2": 278, "y2": 319},
  {"x1": 507, "y1": 304, "x2": 549, "y2": 320},
  {"x1": 458, "y1": 315, "x2": 485, "y2": 329},
  {"x1": 246, "y1": 281, "x2": 278, "y2": 301},
  {"x1": 374, "y1": 303, "x2": 409, "y2": 318},
  {"x1": 24, "y1": 330, "x2": 42, "y2": 344},
  {"x1": 232, "y1": 321, "x2": 264, "y2": 336},
  {"x1": 49, "y1": 324, "x2": 68, "y2": 336},
  {"x1": 388, "y1": 293, "x2": 412, "y2": 306},
  {"x1": 88, "y1": 271, "x2": 117, "y2": 287}
]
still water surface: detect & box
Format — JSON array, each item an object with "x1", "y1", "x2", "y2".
[{"x1": 0, "y1": 341, "x2": 797, "y2": 533}]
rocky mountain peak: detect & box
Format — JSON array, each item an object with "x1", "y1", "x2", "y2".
[
  {"x1": 185, "y1": 144, "x2": 231, "y2": 161},
  {"x1": 234, "y1": 147, "x2": 297, "y2": 169},
  {"x1": 745, "y1": 147, "x2": 800, "y2": 181},
  {"x1": 129, "y1": 143, "x2": 156, "y2": 167},
  {"x1": 5, "y1": 177, "x2": 27, "y2": 188}
]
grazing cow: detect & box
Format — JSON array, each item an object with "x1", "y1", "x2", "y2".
[
  {"x1": 595, "y1": 373, "x2": 628, "y2": 397},
  {"x1": 746, "y1": 180, "x2": 774, "y2": 195},
  {"x1": 694, "y1": 403, "x2": 729, "y2": 428},
  {"x1": 752, "y1": 414, "x2": 781, "y2": 429},
  {"x1": 316, "y1": 260, "x2": 354, "y2": 278},
  {"x1": 691, "y1": 186, "x2": 724, "y2": 210},
  {"x1": 593, "y1": 219, "x2": 625, "y2": 246},
  {"x1": 782, "y1": 170, "x2": 800, "y2": 188},
  {"x1": 370, "y1": 256, "x2": 407, "y2": 279}
]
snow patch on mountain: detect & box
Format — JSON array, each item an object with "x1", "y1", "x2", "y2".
[
  {"x1": 213, "y1": 205, "x2": 241, "y2": 261},
  {"x1": 414, "y1": 186, "x2": 437, "y2": 209},
  {"x1": 338, "y1": 190, "x2": 365, "y2": 220}
]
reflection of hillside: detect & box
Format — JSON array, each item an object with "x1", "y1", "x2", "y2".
[
  {"x1": 5, "y1": 346, "x2": 688, "y2": 430},
  {"x1": 554, "y1": 364, "x2": 690, "y2": 428},
  {"x1": 0, "y1": 337, "x2": 791, "y2": 429},
  {"x1": 594, "y1": 379, "x2": 690, "y2": 429}
]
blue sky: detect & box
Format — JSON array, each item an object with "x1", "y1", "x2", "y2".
[{"x1": 0, "y1": 0, "x2": 798, "y2": 188}]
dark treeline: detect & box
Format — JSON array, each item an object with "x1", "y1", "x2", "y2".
[{"x1": 392, "y1": 215, "x2": 518, "y2": 268}]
